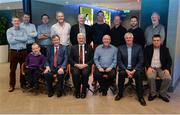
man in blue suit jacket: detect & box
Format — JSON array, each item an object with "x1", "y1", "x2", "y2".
[
  {"x1": 44, "y1": 35, "x2": 68, "y2": 97},
  {"x1": 115, "y1": 32, "x2": 146, "y2": 106}
]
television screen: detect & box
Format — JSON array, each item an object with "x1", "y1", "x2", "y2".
[
  {"x1": 80, "y1": 6, "x2": 93, "y2": 26},
  {"x1": 102, "y1": 10, "x2": 111, "y2": 26}
]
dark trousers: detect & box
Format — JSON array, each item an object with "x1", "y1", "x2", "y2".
[
  {"x1": 71, "y1": 66, "x2": 90, "y2": 94},
  {"x1": 118, "y1": 69, "x2": 144, "y2": 98},
  {"x1": 9, "y1": 49, "x2": 27, "y2": 88},
  {"x1": 94, "y1": 67, "x2": 116, "y2": 92},
  {"x1": 40, "y1": 45, "x2": 49, "y2": 57},
  {"x1": 26, "y1": 43, "x2": 33, "y2": 54},
  {"x1": 44, "y1": 67, "x2": 64, "y2": 93},
  {"x1": 25, "y1": 68, "x2": 42, "y2": 89}
]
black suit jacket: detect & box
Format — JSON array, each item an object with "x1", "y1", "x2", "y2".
[
  {"x1": 117, "y1": 44, "x2": 144, "y2": 71},
  {"x1": 144, "y1": 45, "x2": 172, "y2": 71},
  {"x1": 70, "y1": 24, "x2": 92, "y2": 45},
  {"x1": 69, "y1": 44, "x2": 93, "y2": 67}
]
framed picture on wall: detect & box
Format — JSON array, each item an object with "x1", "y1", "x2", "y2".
[
  {"x1": 102, "y1": 10, "x2": 111, "y2": 26},
  {"x1": 80, "y1": 6, "x2": 93, "y2": 26}
]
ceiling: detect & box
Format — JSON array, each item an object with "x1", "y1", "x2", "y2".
[
  {"x1": 0, "y1": 0, "x2": 141, "y2": 10},
  {"x1": 35, "y1": 0, "x2": 141, "y2": 10}
]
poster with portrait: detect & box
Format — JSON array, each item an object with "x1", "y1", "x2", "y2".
[
  {"x1": 80, "y1": 6, "x2": 93, "y2": 26},
  {"x1": 102, "y1": 10, "x2": 111, "y2": 26}
]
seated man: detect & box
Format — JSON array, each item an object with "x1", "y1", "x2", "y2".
[
  {"x1": 94, "y1": 35, "x2": 117, "y2": 96},
  {"x1": 115, "y1": 32, "x2": 146, "y2": 106},
  {"x1": 69, "y1": 33, "x2": 93, "y2": 99},
  {"x1": 25, "y1": 43, "x2": 46, "y2": 94},
  {"x1": 144, "y1": 34, "x2": 172, "y2": 102},
  {"x1": 44, "y1": 35, "x2": 68, "y2": 97}
]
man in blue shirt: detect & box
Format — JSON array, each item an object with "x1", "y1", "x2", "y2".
[
  {"x1": 94, "y1": 35, "x2": 117, "y2": 96},
  {"x1": 37, "y1": 14, "x2": 51, "y2": 56},
  {"x1": 20, "y1": 13, "x2": 37, "y2": 53},
  {"x1": 115, "y1": 32, "x2": 146, "y2": 106},
  {"x1": 6, "y1": 16, "x2": 28, "y2": 92}
]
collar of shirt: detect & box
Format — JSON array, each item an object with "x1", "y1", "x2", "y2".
[
  {"x1": 102, "y1": 44, "x2": 111, "y2": 48},
  {"x1": 13, "y1": 26, "x2": 20, "y2": 30},
  {"x1": 30, "y1": 52, "x2": 42, "y2": 56},
  {"x1": 79, "y1": 44, "x2": 85, "y2": 47}
]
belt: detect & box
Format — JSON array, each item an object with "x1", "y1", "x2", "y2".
[{"x1": 11, "y1": 49, "x2": 26, "y2": 52}]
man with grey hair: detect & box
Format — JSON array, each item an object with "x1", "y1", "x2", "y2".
[
  {"x1": 145, "y1": 12, "x2": 165, "y2": 45},
  {"x1": 70, "y1": 14, "x2": 92, "y2": 45},
  {"x1": 69, "y1": 33, "x2": 93, "y2": 99},
  {"x1": 51, "y1": 11, "x2": 71, "y2": 46}
]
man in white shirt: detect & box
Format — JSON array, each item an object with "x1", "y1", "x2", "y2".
[
  {"x1": 51, "y1": 11, "x2": 71, "y2": 46},
  {"x1": 144, "y1": 34, "x2": 172, "y2": 102}
]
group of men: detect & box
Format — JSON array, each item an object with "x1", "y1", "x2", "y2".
[{"x1": 6, "y1": 10, "x2": 172, "y2": 106}]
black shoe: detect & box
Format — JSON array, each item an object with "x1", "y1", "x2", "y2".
[
  {"x1": 8, "y1": 87, "x2": 15, "y2": 92},
  {"x1": 81, "y1": 93, "x2": 86, "y2": 99},
  {"x1": 57, "y1": 91, "x2": 62, "y2": 97},
  {"x1": 102, "y1": 91, "x2": 107, "y2": 96},
  {"x1": 139, "y1": 98, "x2": 147, "y2": 106},
  {"x1": 159, "y1": 95, "x2": 169, "y2": 102},
  {"x1": 148, "y1": 94, "x2": 157, "y2": 101},
  {"x1": 114, "y1": 94, "x2": 123, "y2": 101},
  {"x1": 75, "y1": 93, "x2": 80, "y2": 99},
  {"x1": 48, "y1": 92, "x2": 54, "y2": 97}
]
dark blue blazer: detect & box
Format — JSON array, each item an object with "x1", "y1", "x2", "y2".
[
  {"x1": 45, "y1": 44, "x2": 68, "y2": 69},
  {"x1": 117, "y1": 44, "x2": 144, "y2": 71}
]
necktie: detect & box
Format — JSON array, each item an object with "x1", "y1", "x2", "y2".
[
  {"x1": 79, "y1": 45, "x2": 83, "y2": 64},
  {"x1": 54, "y1": 47, "x2": 58, "y2": 67}
]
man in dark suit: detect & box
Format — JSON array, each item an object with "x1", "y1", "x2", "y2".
[
  {"x1": 70, "y1": 14, "x2": 92, "y2": 45},
  {"x1": 115, "y1": 32, "x2": 146, "y2": 106},
  {"x1": 144, "y1": 34, "x2": 172, "y2": 102},
  {"x1": 69, "y1": 33, "x2": 93, "y2": 99},
  {"x1": 44, "y1": 35, "x2": 68, "y2": 97}
]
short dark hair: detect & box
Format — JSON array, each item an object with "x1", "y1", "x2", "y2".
[
  {"x1": 97, "y1": 10, "x2": 104, "y2": 16},
  {"x1": 41, "y1": 14, "x2": 49, "y2": 19},
  {"x1": 52, "y1": 35, "x2": 60, "y2": 40},
  {"x1": 152, "y1": 34, "x2": 161, "y2": 39},
  {"x1": 130, "y1": 16, "x2": 138, "y2": 20}
]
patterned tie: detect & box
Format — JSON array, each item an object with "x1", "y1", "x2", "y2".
[
  {"x1": 54, "y1": 47, "x2": 58, "y2": 67},
  {"x1": 79, "y1": 45, "x2": 83, "y2": 64}
]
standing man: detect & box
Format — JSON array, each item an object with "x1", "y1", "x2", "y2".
[
  {"x1": 20, "y1": 13, "x2": 37, "y2": 53},
  {"x1": 92, "y1": 10, "x2": 110, "y2": 48},
  {"x1": 144, "y1": 34, "x2": 172, "y2": 102},
  {"x1": 94, "y1": 35, "x2": 117, "y2": 96},
  {"x1": 44, "y1": 35, "x2": 68, "y2": 97},
  {"x1": 6, "y1": 16, "x2": 28, "y2": 92},
  {"x1": 128, "y1": 16, "x2": 145, "y2": 48},
  {"x1": 110, "y1": 15, "x2": 127, "y2": 47},
  {"x1": 115, "y1": 32, "x2": 146, "y2": 106},
  {"x1": 51, "y1": 11, "x2": 71, "y2": 46},
  {"x1": 91, "y1": 11, "x2": 110, "y2": 86},
  {"x1": 69, "y1": 33, "x2": 93, "y2": 99},
  {"x1": 145, "y1": 12, "x2": 165, "y2": 46},
  {"x1": 37, "y1": 14, "x2": 51, "y2": 56},
  {"x1": 70, "y1": 14, "x2": 92, "y2": 46}
]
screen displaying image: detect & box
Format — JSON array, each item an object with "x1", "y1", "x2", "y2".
[
  {"x1": 80, "y1": 6, "x2": 93, "y2": 26},
  {"x1": 102, "y1": 10, "x2": 111, "y2": 26}
]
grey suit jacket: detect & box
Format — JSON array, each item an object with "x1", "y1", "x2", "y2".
[{"x1": 117, "y1": 43, "x2": 144, "y2": 71}]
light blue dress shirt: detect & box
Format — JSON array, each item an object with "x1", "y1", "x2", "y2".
[
  {"x1": 127, "y1": 46, "x2": 132, "y2": 68},
  {"x1": 37, "y1": 24, "x2": 51, "y2": 46},
  {"x1": 94, "y1": 44, "x2": 117, "y2": 69},
  {"x1": 6, "y1": 27, "x2": 28, "y2": 50},
  {"x1": 20, "y1": 22, "x2": 37, "y2": 44}
]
